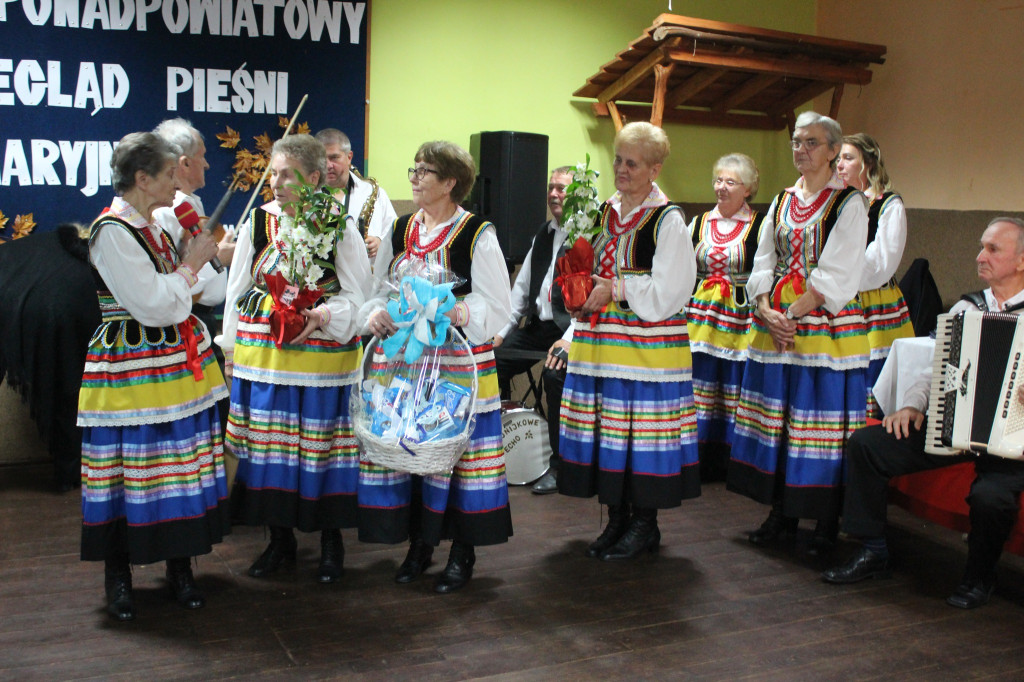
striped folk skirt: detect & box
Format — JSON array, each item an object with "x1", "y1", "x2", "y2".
[
  {"x1": 357, "y1": 408, "x2": 513, "y2": 546},
  {"x1": 558, "y1": 374, "x2": 701, "y2": 508},
  {"x1": 227, "y1": 380, "x2": 359, "y2": 532},
  {"x1": 691, "y1": 351, "x2": 746, "y2": 476},
  {"x1": 858, "y1": 281, "x2": 914, "y2": 416},
  {"x1": 80, "y1": 406, "x2": 230, "y2": 564},
  {"x1": 727, "y1": 361, "x2": 866, "y2": 519}
]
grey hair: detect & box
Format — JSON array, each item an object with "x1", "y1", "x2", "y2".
[
  {"x1": 988, "y1": 216, "x2": 1024, "y2": 253},
  {"x1": 794, "y1": 111, "x2": 843, "y2": 148},
  {"x1": 551, "y1": 166, "x2": 574, "y2": 177},
  {"x1": 153, "y1": 117, "x2": 202, "y2": 157},
  {"x1": 713, "y1": 153, "x2": 760, "y2": 199},
  {"x1": 271, "y1": 134, "x2": 328, "y2": 188},
  {"x1": 110, "y1": 132, "x2": 178, "y2": 195},
  {"x1": 314, "y1": 128, "x2": 351, "y2": 152}
]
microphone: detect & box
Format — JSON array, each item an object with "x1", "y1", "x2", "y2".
[{"x1": 174, "y1": 198, "x2": 225, "y2": 273}]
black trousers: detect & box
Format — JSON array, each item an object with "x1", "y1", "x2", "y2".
[
  {"x1": 494, "y1": 317, "x2": 565, "y2": 471},
  {"x1": 842, "y1": 423, "x2": 1024, "y2": 581}
]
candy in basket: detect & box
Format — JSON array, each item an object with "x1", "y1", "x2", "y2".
[{"x1": 352, "y1": 268, "x2": 478, "y2": 476}]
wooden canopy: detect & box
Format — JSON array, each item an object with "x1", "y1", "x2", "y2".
[{"x1": 575, "y1": 14, "x2": 886, "y2": 133}]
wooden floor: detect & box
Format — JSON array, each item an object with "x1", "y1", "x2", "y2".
[{"x1": 2, "y1": 463, "x2": 1024, "y2": 681}]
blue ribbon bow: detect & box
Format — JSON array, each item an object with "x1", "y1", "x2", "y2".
[{"x1": 381, "y1": 276, "x2": 457, "y2": 363}]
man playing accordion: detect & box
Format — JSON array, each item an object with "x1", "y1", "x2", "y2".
[{"x1": 822, "y1": 217, "x2": 1024, "y2": 609}]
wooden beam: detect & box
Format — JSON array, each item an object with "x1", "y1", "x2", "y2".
[
  {"x1": 650, "y1": 63, "x2": 674, "y2": 126},
  {"x1": 767, "y1": 81, "x2": 835, "y2": 118},
  {"x1": 597, "y1": 37, "x2": 682, "y2": 103},
  {"x1": 828, "y1": 83, "x2": 845, "y2": 119},
  {"x1": 593, "y1": 103, "x2": 785, "y2": 131},
  {"x1": 712, "y1": 73, "x2": 780, "y2": 114},
  {"x1": 607, "y1": 101, "x2": 624, "y2": 131},
  {"x1": 651, "y1": 13, "x2": 887, "y2": 62},
  {"x1": 665, "y1": 48, "x2": 874, "y2": 85},
  {"x1": 785, "y1": 110, "x2": 796, "y2": 137},
  {"x1": 663, "y1": 68, "x2": 728, "y2": 110}
]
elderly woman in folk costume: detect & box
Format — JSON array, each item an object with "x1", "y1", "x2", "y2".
[
  {"x1": 836, "y1": 133, "x2": 914, "y2": 416},
  {"x1": 558, "y1": 121, "x2": 700, "y2": 561},
  {"x1": 727, "y1": 111, "x2": 870, "y2": 555},
  {"x1": 686, "y1": 153, "x2": 766, "y2": 480},
  {"x1": 78, "y1": 132, "x2": 229, "y2": 621},
  {"x1": 220, "y1": 134, "x2": 372, "y2": 583},
  {"x1": 362, "y1": 140, "x2": 513, "y2": 594}
]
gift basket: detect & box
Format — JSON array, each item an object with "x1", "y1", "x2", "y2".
[{"x1": 352, "y1": 261, "x2": 478, "y2": 476}]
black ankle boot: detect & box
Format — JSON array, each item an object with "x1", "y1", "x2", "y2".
[
  {"x1": 166, "y1": 557, "x2": 205, "y2": 609},
  {"x1": 601, "y1": 508, "x2": 660, "y2": 561},
  {"x1": 434, "y1": 542, "x2": 475, "y2": 594},
  {"x1": 808, "y1": 517, "x2": 839, "y2": 556},
  {"x1": 104, "y1": 555, "x2": 135, "y2": 622},
  {"x1": 395, "y1": 538, "x2": 434, "y2": 584},
  {"x1": 748, "y1": 503, "x2": 798, "y2": 546},
  {"x1": 318, "y1": 529, "x2": 344, "y2": 584},
  {"x1": 248, "y1": 526, "x2": 297, "y2": 578},
  {"x1": 585, "y1": 504, "x2": 631, "y2": 558}
]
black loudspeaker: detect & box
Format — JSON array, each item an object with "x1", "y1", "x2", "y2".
[{"x1": 469, "y1": 131, "x2": 549, "y2": 265}]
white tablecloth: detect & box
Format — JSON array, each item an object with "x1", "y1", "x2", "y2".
[{"x1": 872, "y1": 337, "x2": 935, "y2": 417}]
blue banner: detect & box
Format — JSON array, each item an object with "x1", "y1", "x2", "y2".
[{"x1": 0, "y1": 0, "x2": 369, "y2": 236}]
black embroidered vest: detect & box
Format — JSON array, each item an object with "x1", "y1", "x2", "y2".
[{"x1": 389, "y1": 212, "x2": 491, "y2": 297}]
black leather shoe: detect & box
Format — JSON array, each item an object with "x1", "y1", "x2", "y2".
[
  {"x1": 946, "y1": 577, "x2": 995, "y2": 609},
  {"x1": 318, "y1": 530, "x2": 344, "y2": 583},
  {"x1": 808, "y1": 517, "x2": 839, "y2": 556},
  {"x1": 166, "y1": 557, "x2": 205, "y2": 609},
  {"x1": 821, "y1": 546, "x2": 892, "y2": 584},
  {"x1": 434, "y1": 542, "x2": 475, "y2": 594},
  {"x1": 600, "y1": 514, "x2": 660, "y2": 561},
  {"x1": 748, "y1": 510, "x2": 798, "y2": 546},
  {"x1": 248, "y1": 526, "x2": 297, "y2": 578},
  {"x1": 585, "y1": 504, "x2": 630, "y2": 558},
  {"x1": 395, "y1": 539, "x2": 434, "y2": 584},
  {"x1": 531, "y1": 471, "x2": 557, "y2": 495},
  {"x1": 104, "y1": 561, "x2": 136, "y2": 622}
]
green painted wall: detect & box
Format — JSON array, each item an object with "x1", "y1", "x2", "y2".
[{"x1": 365, "y1": 0, "x2": 816, "y2": 206}]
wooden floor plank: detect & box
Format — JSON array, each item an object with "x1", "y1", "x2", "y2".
[{"x1": 2, "y1": 462, "x2": 1022, "y2": 680}]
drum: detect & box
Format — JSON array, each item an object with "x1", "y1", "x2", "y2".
[{"x1": 501, "y1": 407, "x2": 551, "y2": 485}]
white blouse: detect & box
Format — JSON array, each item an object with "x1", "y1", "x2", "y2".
[
  {"x1": 746, "y1": 174, "x2": 869, "y2": 315},
  {"x1": 90, "y1": 196, "x2": 197, "y2": 328},
  {"x1": 219, "y1": 201, "x2": 372, "y2": 349},
  {"x1": 860, "y1": 193, "x2": 908, "y2": 291},
  {"x1": 607, "y1": 186, "x2": 696, "y2": 322},
  {"x1": 366, "y1": 209, "x2": 512, "y2": 346}
]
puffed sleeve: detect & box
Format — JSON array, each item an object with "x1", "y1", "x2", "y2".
[
  {"x1": 500, "y1": 239, "x2": 536, "y2": 338},
  {"x1": 860, "y1": 195, "x2": 908, "y2": 291},
  {"x1": 90, "y1": 223, "x2": 195, "y2": 327},
  {"x1": 316, "y1": 219, "x2": 372, "y2": 342},
  {"x1": 807, "y1": 191, "x2": 869, "y2": 314},
  {"x1": 218, "y1": 217, "x2": 256, "y2": 350},
  {"x1": 462, "y1": 225, "x2": 512, "y2": 344},
  {"x1": 621, "y1": 206, "x2": 696, "y2": 322},
  {"x1": 745, "y1": 197, "x2": 779, "y2": 302}
]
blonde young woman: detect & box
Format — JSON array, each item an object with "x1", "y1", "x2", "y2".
[{"x1": 837, "y1": 133, "x2": 914, "y2": 416}]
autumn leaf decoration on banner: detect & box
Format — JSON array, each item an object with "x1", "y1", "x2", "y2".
[
  {"x1": 0, "y1": 209, "x2": 37, "y2": 244},
  {"x1": 219, "y1": 117, "x2": 311, "y2": 202}
]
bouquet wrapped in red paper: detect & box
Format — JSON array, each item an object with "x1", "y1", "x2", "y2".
[
  {"x1": 555, "y1": 155, "x2": 602, "y2": 313},
  {"x1": 264, "y1": 171, "x2": 345, "y2": 348},
  {"x1": 554, "y1": 238, "x2": 595, "y2": 313},
  {"x1": 263, "y1": 271, "x2": 323, "y2": 347}
]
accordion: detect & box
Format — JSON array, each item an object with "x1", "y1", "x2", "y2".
[{"x1": 925, "y1": 311, "x2": 1024, "y2": 459}]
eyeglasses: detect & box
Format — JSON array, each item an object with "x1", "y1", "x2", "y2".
[
  {"x1": 791, "y1": 138, "x2": 824, "y2": 151},
  {"x1": 408, "y1": 167, "x2": 439, "y2": 181},
  {"x1": 714, "y1": 177, "x2": 742, "y2": 188}
]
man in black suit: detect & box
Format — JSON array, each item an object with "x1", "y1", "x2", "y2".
[
  {"x1": 494, "y1": 166, "x2": 574, "y2": 494},
  {"x1": 823, "y1": 217, "x2": 1024, "y2": 609}
]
